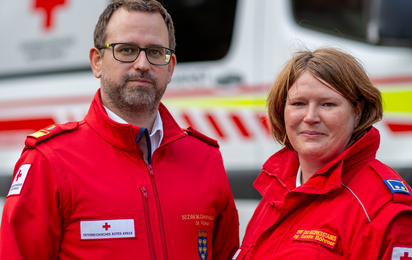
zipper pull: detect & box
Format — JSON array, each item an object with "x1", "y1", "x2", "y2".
[
  {"x1": 140, "y1": 187, "x2": 148, "y2": 199},
  {"x1": 147, "y1": 164, "x2": 154, "y2": 176}
]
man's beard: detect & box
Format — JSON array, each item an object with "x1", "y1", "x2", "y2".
[{"x1": 101, "y1": 70, "x2": 167, "y2": 117}]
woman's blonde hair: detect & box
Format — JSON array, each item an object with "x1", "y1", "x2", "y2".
[{"x1": 267, "y1": 48, "x2": 383, "y2": 150}]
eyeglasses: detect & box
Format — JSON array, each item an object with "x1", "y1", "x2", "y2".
[{"x1": 99, "y1": 43, "x2": 174, "y2": 65}]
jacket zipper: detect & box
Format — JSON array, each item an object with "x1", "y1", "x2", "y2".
[
  {"x1": 147, "y1": 164, "x2": 169, "y2": 260},
  {"x1": 140, "y1": 186, "x2": 157, "y2": 260}
]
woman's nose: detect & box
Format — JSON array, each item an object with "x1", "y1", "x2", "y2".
[{"x1": 303, "y1": 103, "x2": 321, "y2": 124}]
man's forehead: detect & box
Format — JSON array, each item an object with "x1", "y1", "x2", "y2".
[{"x1": 105, "y1": 9, "x2": 169, "y2": 45}]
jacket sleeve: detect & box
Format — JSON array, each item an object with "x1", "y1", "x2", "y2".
[
  {"x1": 0, "y1": 148, "x2": 62, "y2": 260},
  {"x1": 211, "y1": 148, "x2": 240, "y2": 260},
  {"x1": 377, "y1": 212, "x2": 412, "y2": 260}
]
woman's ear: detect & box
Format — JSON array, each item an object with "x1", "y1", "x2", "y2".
[
  {"x1": 354, "y1": 100, "x2": 364, "y2": 128},
  {"x1": 90, "y1": 47, "x2": 103, "y2": 79}
]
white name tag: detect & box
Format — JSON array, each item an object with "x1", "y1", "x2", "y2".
[
  {"x1": 7, "y1": 164, "x2": 31, "y2": 196},
  {"x1": 80, "y1": 219, "x2": 135, "y2": 240}
]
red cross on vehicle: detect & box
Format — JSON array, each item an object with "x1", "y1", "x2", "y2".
[{"x1": 33, "y1": 0, "x2": 67, "y2": 31}]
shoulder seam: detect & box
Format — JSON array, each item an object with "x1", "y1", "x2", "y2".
[
  {"x1": 341, "y1": 181, "x2": 371, "y2": 222},
  {"x1": 183, "y1": 126, "x2": 219, "y2": 148}
]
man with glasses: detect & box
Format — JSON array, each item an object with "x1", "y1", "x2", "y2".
[{"x1": 0, "y1": 1, "x2": 239, "y2": 259}]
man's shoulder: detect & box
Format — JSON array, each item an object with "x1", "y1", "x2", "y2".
[
  {"x1": 182, "y1": 126, "x2": 219, "y2": 148},
  {"x1": 24, "y1": 121, "x2": 83, "y2": 149}
]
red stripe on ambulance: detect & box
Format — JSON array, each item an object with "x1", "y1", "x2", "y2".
[
  {"x1": 0, "y1": 118, "x2": 55, "y2": 131},
  {"x1": 386, "y1": 123, "x2": 412, "y2": 132},
  {"x1": 229, "y1": 113, "x2": 252, "y2": 138},
  {"x1": 205, "y1": 113, "x2": 226, "y2": 139},
  {"x1": 181, "y1": 112, "x2": 198, "y2": 130}
]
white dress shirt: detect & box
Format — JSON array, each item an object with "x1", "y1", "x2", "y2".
[
  {"x1": 103, "y1": 105, "x2": 164, "y2": 159},
  {"x1": 296, "y1": 165, "x2": 302, "y2": 188}
]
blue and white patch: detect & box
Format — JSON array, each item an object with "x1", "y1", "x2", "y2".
[{"x1": 384, "y1": 179, "x2": 411, "y2": 195}]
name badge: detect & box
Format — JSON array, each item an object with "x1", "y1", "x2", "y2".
[
  {"x1": 292, "y1": 229, "x2": 338, "y2": 249},
  {"x1": 80, "y1": 219, "x2": 135, "y2": 240}
]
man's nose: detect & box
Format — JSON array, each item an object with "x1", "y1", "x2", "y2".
[{"x1": 133, "y1": 50, "x2": 150, "y2": 71}]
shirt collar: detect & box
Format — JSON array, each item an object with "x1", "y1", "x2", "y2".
[
  {"x1": 296, "y1": 165, "x2": 302, "y2": 188},
  {"x1": 103, "y1": 104, "x2": 164, "y2": 148},
  {"x1": 104, "y1": 105, "x2": 128, "y2": 124},
  {"x1": 151, "y1": 111, "x2": 164, "y2": 146}
]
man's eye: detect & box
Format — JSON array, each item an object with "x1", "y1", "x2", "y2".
[
  {"x1": 324, "y1": 103, "x2": 336, "y2": 107},
  {"x1": 148, "y1": 48, "x2": 164, "y2": 56},
  {"x1": 116, "y1": 45, "x2": 138, "y2": 54},
  {"x1": 120, "y1": 48, "x2": 133, "y2": 53}
]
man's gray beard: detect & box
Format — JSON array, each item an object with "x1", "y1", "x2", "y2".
[{"x1": 101, "y1": 71, "x2": 167, "y2": 117}]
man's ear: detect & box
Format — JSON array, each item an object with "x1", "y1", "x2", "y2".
[
  {"x1": 166, "y1": 54, "x2": 177, "y2": 84},
  {"x1": 90, "y1": 47, "x2": 103, "y2": 79}
]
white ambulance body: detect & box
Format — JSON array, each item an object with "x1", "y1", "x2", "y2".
[{"x1": 1, "y1": 0, "x2": 412, "y2": 198}]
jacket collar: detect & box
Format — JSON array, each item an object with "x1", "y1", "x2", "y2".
[
  {"x1": 84, "y1": 89, "x2": 185, "y2": 153},
  {"x1": 255, "y1": 127, "x2": 380, "y2": 204}
]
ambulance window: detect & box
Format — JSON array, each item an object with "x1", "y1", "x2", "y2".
[
  {"x1": 291, "y1": 0, "x2": 368, "y2": 42},
  {"x1": 160, "y1": 0, "x2": 237, "y2": 63}
]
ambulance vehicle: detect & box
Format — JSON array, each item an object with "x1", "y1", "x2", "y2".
[{"x1": 1, "y1": 0, "x2": 412, "y2": 201}]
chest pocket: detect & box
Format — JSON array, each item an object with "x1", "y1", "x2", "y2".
[{"x1": 232, "y1": 245, "x2": 252, "y2": 260}]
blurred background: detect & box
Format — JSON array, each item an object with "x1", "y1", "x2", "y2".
[{"x1": 1, "y1": 0, "x2": 412, "y2": 241}]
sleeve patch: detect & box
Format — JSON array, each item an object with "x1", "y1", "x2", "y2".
[
  {"x1": 384, "y1": 179, "x2": 411, "y2": 195},
  {"x1": 7, "y1": 164, "x2": 31, "y2": 197},
  {"x1": 391, "y1": 247, "x2": 412, "y2": 260}
]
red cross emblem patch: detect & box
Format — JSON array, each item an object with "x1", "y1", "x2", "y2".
[
  {"x1": 7, "y1": 164, "x2": 31, "y2": 197},
  {"x1": 392, "y1": 247, "x2": 412, "y2": 260}
]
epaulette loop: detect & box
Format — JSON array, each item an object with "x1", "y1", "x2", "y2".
[
  {"x1": 183, "y1": 126, "x2": 219, "y2": 148},
  {"x1": 370, "y1": 160, "x2": 412, "y2": 205},
  {"x1": 25, "y1": 122, "x2": 79, "y2": 148}
]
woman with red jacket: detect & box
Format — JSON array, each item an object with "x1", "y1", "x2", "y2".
[{"x1": 233, "y1": 48, "x2": 412, "y2": 259}]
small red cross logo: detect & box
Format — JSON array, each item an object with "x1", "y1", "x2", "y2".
[
  {"x1": 102, "y1": 222, "x2": 111, "y2": 231},
  {"x1": 15, "y1": 170, "x2": 23, "y2": 182},
  {"x1": 401, "y1": 252, "x2": 412, "y2": 260}
]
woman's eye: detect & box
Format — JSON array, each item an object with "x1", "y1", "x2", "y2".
[
  {"x1": 324, "y1": 103, "x2": 336, "y2": 107},
  {"x1": 292, "y1": 102, "x2": 305, "y2": 106}
]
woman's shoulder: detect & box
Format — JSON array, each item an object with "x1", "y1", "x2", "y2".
[
  {"x1": 342, "y1": 159, "x2": 412, "y2": 220},
  {"x1": 368, "y1": 160, "x2": 412, "y2": 205}
]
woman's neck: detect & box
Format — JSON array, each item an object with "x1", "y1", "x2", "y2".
[{"x1": 299, "y1": 157, "x2": 326, "y2": 184}]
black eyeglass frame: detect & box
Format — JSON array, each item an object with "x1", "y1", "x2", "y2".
[{"x1": 98, "y1": 43, "x2": 175, "y2": 66}]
